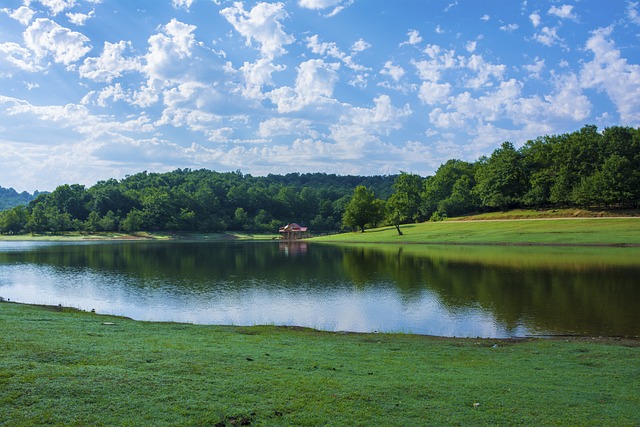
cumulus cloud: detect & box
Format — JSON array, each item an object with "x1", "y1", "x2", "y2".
[
  {"x1": 380, "y1": 60, "x2": 405, "y2": 82},
  {"x1": 351, "y1": 38, "x2": 371, "y2": 53},
  {"x1": 400, "y1": 29, "x2": 423, "y2": 47},
  {"x1": 268, "y1": 59, "x2": 340, "y2": 113},
  {"x1": 220, "y1": 2, "x2": 294, "y2": 59},
  {"x1": 145, "y1": 19, "x2": 196, "y2": 81},
  {"x1": 523, "y1": 58, "x2": 545, "y2": 78},
  {"x1": 419, "y1": 81, "x2": 451, "y2": 105},
  {"x1": 533, "y1": 26, "x2": 563, "y2": 47},
  {"x1": 38, "y1": 0, "x2": 77, "y2": 16},
  {"x1": 3, "y1": 6, "x2": 35, "y2": 25},
  {"x1": 500, "y1": 23, "x2": 519, "y2": 32},
  {"x1": 239, "y1": 58, "x2": 286, "y2": 99},
  {"x1": 258, "y1": 117, "x2": 319, "y2": 139},
  {"x1": 529, "y1": 12, "x2": 541, "y2": 27},
  {"x1": 79, "y1": 40, "x2": 141, "y2": 82},
  {"x1": 329, "y1": 95, "x2": 412, "y2": 158},
  {"x1": 66, "y1": 10, "x2": 94, "y2": 26},
  {"x1": 548, "y1": 4, "x2": 577, "y2": 20},
  {"x1": 298, "y1": 0, "x2": 353, "y2": 17},
  {"x1": 172, "y1": 0, "x2": 194, "y2": 10},
  {"x1": 23, "y1": 18, "x2": 92, "y2": 65},
  {"x1": 306, "y1": 34, "x2": 368, "y2": 71},
  {"x1": 0, "y1": 42, "x2": 44, "y2": 72},
  {"x1": 628, "y1": 2, "x2": 640, "y2": 25},
  {"x1": 580, "y1": 26, "x2": 640, "y2": 124}
]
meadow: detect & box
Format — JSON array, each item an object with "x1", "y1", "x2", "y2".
[
  {"x1": 1, "y1": 302, "x2": 638, "y2": 426},
  {"x1": 311, "y1": 217, "x2": 640, "y2": 246}
]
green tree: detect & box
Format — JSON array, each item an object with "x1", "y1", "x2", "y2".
[
  {"x1": 342, "y1": 186, "x2": 379, "y2": 232},
  {"x1": 0, "y1": 205, "x2": 28, "y2": 234},
  {"x1": 423, "y1": 160, "x2": 476, "y2": 218},
  {"x1": 474, "y1": 142, "x2": 526, "y2": 210}
]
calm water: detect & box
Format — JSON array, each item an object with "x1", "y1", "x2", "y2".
[{"x1": 1, "y1": 240, "x2": 639, "y2": 338}]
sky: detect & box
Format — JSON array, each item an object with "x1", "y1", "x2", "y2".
[{"x1": 1, "y1": 1, "x2": 639, "y2": 192}]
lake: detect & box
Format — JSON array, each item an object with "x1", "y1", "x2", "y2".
[{"x1": 1, "y1": 240, "x2": 639, "y2": 338}]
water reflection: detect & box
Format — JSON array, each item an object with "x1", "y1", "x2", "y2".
[{"x1": 0, "y1": 241, "x2": 638, "y2": 337}]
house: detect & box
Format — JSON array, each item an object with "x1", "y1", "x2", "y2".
[{"x1": 278, "y1": 223, "x2": 310, "y2": 240}]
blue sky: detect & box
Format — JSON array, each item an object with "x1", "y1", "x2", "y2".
[{"x1": 1, "y1": 0, "x2": 639, "y2": 192}]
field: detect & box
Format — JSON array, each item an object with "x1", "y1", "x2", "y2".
[
  {"x1": 311, "y1": 217, "x2": 640, "y2": 246},
  {"x1": 1, "y1": 302, "x2": 638, "y2": 426}
]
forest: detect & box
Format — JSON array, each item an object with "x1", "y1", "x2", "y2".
[{"x1": 0, "y1": 125, "x2": 639, "y2": 235}]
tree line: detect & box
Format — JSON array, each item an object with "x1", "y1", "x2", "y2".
[
  {"x1": 0, "y1": 170, "x2": 396, "y2": 234},
  {"x1": 1, "y1": 125, "x2": 638, "y2": 235},
  {"x1": 343, "y1": 125, "x2": 640, "y2": 233}
]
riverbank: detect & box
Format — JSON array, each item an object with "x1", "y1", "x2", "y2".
[
  {"x1": 0, "y1": 301, "x2": 638, "y2": 426},
  {"x1": 0, "y1": 231, "x2": 278, "y2": 242},
  {"x1": 311, "y1": 217, "x2": 640, "y2": 246}
]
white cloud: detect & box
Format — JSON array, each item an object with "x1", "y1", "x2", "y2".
[
  {"x1": 298, "y1": 0, "x2": 342, "y2": 9},
  {"x1": 628, "y1": 2, "x2": 640, "y2": 25},
  {"x1": 66, "y1": 10, "x2": 95, "y2": 26},
  {"x1": 480, "y1": 14, "x2": 490, "y2": 22},
  {"x1": 220, "y1": 2, "x2": 295, "y2": 59},
  {"x1": 464, "y1": 54, "x2": 506, "y2": 89},
  {"x1": 3, "y1": 6, "x2": 36, "y2": 26},
  {"x1": 380, "y1": 60, "x2": 405, "y2": 82},
  {"x1": 239, "y1": 58, "x2": 285, "y2": 99},
  {"x1": 268, "y1": 59, "x2": 340, "y2": 113},
  {"x1": 465, "y1": 41, "x2": 477, "y2": 52},
  {"x1": 533, "y1": 26, "x2": 563, "y2": 47},
  {"x1": 500, "y1": 23, "x2": 519, "y2": 32},
  {"x1": 79, "y1": 40, "x2": 141, "y2": 82},
  {"x1": 306, "y1": 35, "x2": 368, "y2": 71},
  {"x1": 0, "y1": 42, "x2": 44, "y2": 72},
  {"x1": 351, "y1": 38, "x2": 371, "y2": 53},
  {"x1": 258, "y1": 117, "x2": 319, "y2": 139},
  {"x1": 419, "y1": 81, "x2": 451, "y2": 105},
  {"x1": 172, "y1": 0, "x2": 194, "y2": 10},
  {"x1": 23, "y1": 18, "x2": 92, "y2": 65},
  {"x1": 412, "y1": 45, "x2": 457, "y2": 83},
  {"x1": 144, "y1": 19, "x2": 197, "y2": 82},
  {"x1": 400, "y1": 29, "x2": 423, "y2": 47},
  {"x1": 548, "y1": 4, "x2": 577, "y2": 20},
  {"x1": 523, "y1": 58, "x2": 545, "y2": 78},
  {"x1": 580, "y1": 26, "x2": 640, "y2": 124},
  {"x1": 330, "y1": 95, "x2": 412, "y2": 157},
  {"x1": 297, "y1": 0, "x2": 353, "y2": 16},
  {"x1": 37, "y1": 0, "x2": 77, "y2": 16},
  {"x1": 529, "y1": 12, "x2": 541, "y2": 27}
]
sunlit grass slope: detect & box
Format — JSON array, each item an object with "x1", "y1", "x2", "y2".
[
  {"x1": 312, "y1": 218, "x2": 640, "y2": 246},
  {"x1": 1, "y1": 302, "x2": 638, "y2": 426}
]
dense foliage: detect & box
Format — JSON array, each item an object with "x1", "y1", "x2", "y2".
[
  {"x1": 0, "y1": 171, "x2": 396, "y2": 234},
  {"x1": 1, "y1": 125, "x2": 638, "y2": 235}
]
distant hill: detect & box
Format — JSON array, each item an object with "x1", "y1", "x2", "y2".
[{"x1": 0, "y1": 187, "x2": 36, "y2": 211}]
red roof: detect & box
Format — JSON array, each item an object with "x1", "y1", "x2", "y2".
[{"x1": 279, "y1": 223, "x2": 308, "y2": 232}]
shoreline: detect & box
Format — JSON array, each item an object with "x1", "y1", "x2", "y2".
[{"x1": 2, "y1": 299, "x2": 638, "y2": 342}]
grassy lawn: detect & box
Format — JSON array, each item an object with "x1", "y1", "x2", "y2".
[
  {"x1": 1, "y1": 302, "x2": 638, "y2": 426},
  {"x1": 312, "y1": 217, "x2": 640, "y2": 246}
]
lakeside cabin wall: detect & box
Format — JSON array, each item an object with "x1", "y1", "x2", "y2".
[{"x1": 278, "y1": 223, "x2": 310, "y2": 240}]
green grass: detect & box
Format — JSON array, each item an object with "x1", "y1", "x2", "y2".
[
  {"x1": 312, "y1": 217, "x2": 640, "y2": 246},
  {"x1": 1, "y1": 302, "x2": 639, "y2": 426},
  {"x1": 449, "y1": 208, "x2": 640, "y2": 220}
]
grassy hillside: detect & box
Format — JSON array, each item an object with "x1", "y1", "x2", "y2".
[
  {"x1": 312, "y1": 217, "x2": 640, "y2": 246},
  {"x1": 1, "y1": 302, "x2": 638, "y2": 426}
]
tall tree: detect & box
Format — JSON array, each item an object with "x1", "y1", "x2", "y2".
[
  {"x1": 342, "y1": 186, "x2": 379, "y2": 232},
  {"x1": 474, "y1": 142, "x2": 526, "y2": 210}
]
